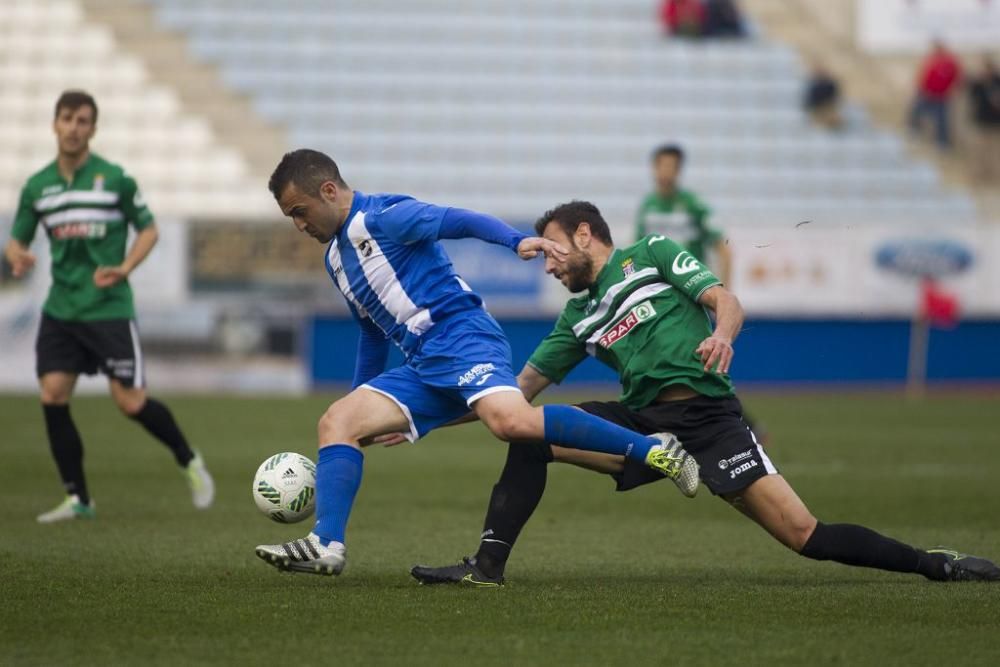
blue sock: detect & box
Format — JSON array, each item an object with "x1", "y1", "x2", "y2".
[
  {"x1": 543, "y1": 405, "x2": 658, "y2": 463},
  {"x1": 313, "y1": 444, "x2": 364, "y2": 546}
]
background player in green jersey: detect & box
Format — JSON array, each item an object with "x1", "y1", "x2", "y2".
[
  {"x1": 635, "y1": 144, "x2": 732, "y2": 286},
  {"x1": 3, "y1": 90, "x2": 214, "y2": 522},
  {"x1": 411, "y1": 200, "x2": 999, "y2": 586}
]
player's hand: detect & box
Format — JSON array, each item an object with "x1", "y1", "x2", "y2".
[
  {"x1": 517, "y1": 237, "x2": 568, "y2": 261},
  {"x1": 93, "y1": 265, "x2": 129, "y2": 288},
  {"x1": 370, "y1": 433, "x2": 409, "y2": 447},
  {"x1": 6, "y1": 247, "x2": 36, "y2": 277},
  {"x1": 695, "y1": 335, "x2": 734, "y2": 374}
]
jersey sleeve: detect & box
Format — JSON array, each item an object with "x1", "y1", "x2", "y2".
[
  {"x1": 10, "y1": 184, "x2": 40, "y2": 245},
  {"x1": 525, "y1": 310, "x2": 587, "y2": 384},
  {"x1": 646, "y1": 235, "x2": 721, "y2": 302},
  {"x1": 438, "y1": 208, "x2": 527, "y2": 251},
  {"x1": 374, "y1": 198, "x2": 450, "y2": 245},
  {"x1": 119, "y1": 173, "x2": 155, "y2": 230}
]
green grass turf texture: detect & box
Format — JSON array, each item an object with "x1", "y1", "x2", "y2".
[{"x1": 1, "y1": 391, "x2": 998, "y2": 666}]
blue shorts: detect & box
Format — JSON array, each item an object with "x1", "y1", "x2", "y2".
[{"x1": 362, "y1": 313, "x2": 521, "y2": 441}]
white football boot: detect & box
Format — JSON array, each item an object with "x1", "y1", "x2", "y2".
[
  {"x1": 37, "y1": 494, "x2": 96, "y2": 523},
  {"x1": 255, "y1": 533, "x2": 346, "y2": 576},
  {"x1": 644, "y1": 432, "x2": 700, "y2": 498},
  {"x1": 184, "y1": 452, "x2": 215, "y2": 509}
]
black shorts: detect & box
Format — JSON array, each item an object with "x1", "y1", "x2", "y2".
[
  {"x1": 577, "y1": 396, "x2": 775, "y2": 496},
  {"x1": 36, "y1": 313, "x2": 146, "y2": 388}
]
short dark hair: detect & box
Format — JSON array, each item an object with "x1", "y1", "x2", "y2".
[
  {"x1": 55, "y1": 90, "x2": 98, "y2": 123},
  {"x1": 651, "y1": 143, "x2": 685, "y2": 164},
  {"x1": 268, "y1": 148, "x2": 349, "y2": 199},
  {"x1": 534, "y1": 200, "x2": 613, "y2": 245}
]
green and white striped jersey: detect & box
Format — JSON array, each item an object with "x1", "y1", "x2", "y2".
[
  {"x1": 12, "y1": 153, "x2": 154, "y2": 320},
  {"x1": 527, "y1": 235, "x2": 734, "y2": 409}
]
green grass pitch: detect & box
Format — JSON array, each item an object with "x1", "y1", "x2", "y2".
[{"x1": 1, "y1": 391, "x2": 998, "y2": 666}]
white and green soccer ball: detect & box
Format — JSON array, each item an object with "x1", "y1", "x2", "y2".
[{"x1": 252, "y1": 452, "x2": 317, "y2": 523}]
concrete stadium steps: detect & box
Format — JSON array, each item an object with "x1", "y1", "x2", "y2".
[
  {"x1": 138, "y1": 0, "x2": 978, "y2": 227},
  {"x1": 0, "y1": 0, "x2": 273, "y2": 218},
  {"x1": 741, "y1": 0, "x2": 996, "y2": 219}
]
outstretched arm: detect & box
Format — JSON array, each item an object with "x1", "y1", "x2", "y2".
[
  {"x1": 439, "y1": 208, "x2": 567, "y2": 261},
  {"x1": 438, "y1": 208, "x2": 527, "y2": 249}
]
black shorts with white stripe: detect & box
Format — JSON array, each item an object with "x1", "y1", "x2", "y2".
[
  {"x1": 36, "y1": 313, "x2": 146, "y2": 388},
  {"x1": 576, "y1": 396, "x2": 776, "y2": 496}
]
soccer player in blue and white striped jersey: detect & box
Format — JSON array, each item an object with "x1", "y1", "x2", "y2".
[{"x1": 253, "y1": 149, "x2": 700, "y2": 576}]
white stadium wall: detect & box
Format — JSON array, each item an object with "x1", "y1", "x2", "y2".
[
  {"x1": 857, "y1": 0, "x2": 1000, "y2": 54},
  {"x1": 722, "y1": 222, "x2": 1000, "y2": 317}
]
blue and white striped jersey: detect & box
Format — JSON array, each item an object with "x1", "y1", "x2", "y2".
[{"x1": 325, "y1": 191, "x2": 498, "y2": 358}]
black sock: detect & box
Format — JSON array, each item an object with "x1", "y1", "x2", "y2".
[
  {"x1": 800, "y1": 522, "x2": 948, "y2": 580},
  {"x1": 130, "y1": 398, "x2": 195, "y2": 467},
  {"x1": 474, "y1": 441, "x2": 552, "y2": 579},
  {"x1": 42, "y1": 404, "x2": 90, "y2": 505}
]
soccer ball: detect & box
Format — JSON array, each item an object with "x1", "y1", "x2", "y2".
[{"x1": 252, "y1": 452, "x2": 317, "y2": 523}]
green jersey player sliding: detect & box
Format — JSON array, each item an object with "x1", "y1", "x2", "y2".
[{"x1": 411, "y1": 200, "x2": 1000, "y2": 586}]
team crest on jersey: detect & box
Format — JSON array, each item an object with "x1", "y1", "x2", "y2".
[
  {"x1": 42, "y1": 184, "x2": 64, "y2": 196},
  {"x1": 584, "y1": 298, "x2": 598, "y2": 315},
  {"x1": 621, "y1": 258, "x2": 635, "y2": 277},
  {"x1": 597, "y1": 300, "x2": 657, "y2": 349},
  {"x1": 93, "y1": 174, "x2": 105, "y2": 192},
  {"x1": 358, "y1": 239, "x2": 373, "y2": 257}
]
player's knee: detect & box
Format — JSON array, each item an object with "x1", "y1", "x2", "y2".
[
  {"x1": 39, "y1": 378, "x2": 72, "y2": 404},
  {"x1": 40, "y1": 389, "x2": 70, "y2": 405},
  {"x1": 483, "y1": 412, "x2": 532, "y2": 443},
  {"x1": 115, "y1": 393, "x2": 146, "y2": 417},
  {"x1": 318, "y1": 401, "x2": 355, "y2": 443},
  {"x1": 787, "y1": 513, "x2": 819, "y2": 553}
]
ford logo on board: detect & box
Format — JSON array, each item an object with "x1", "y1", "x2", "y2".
[{"x1": 875, "y1": 240, "x2": 973, "y2": 278}]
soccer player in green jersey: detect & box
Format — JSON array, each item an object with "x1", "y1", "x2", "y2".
[
  {"x1": 635, "y1": 144, "x2": 732, "y2": 285},
  {"x1": 411, "y1": 200, "x2": 999, "y2": 585},
  {"x1": 3, "y1": 90, "x2": 214, "y2": 522}
]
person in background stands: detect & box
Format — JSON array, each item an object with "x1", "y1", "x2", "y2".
[
  {"x1": 908, "y1": 40, "x2": 962, "y2": 150},
  {"x1": 703, "y1": 0, "x2": 746, "y2": 38},
  {"x1": 660, "y1": 0, "x2": 706, "y2": 38},
  {"x1": 803, "y1": 60, "x2": 844, "y2": 131}
]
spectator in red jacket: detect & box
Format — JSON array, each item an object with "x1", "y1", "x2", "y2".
[
  {"x1": 661, "y1": 0, "x2": 706, "y2": 38},
  {"x1": 907, "y1": 40, "x2": 962, "y2": 149}
]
